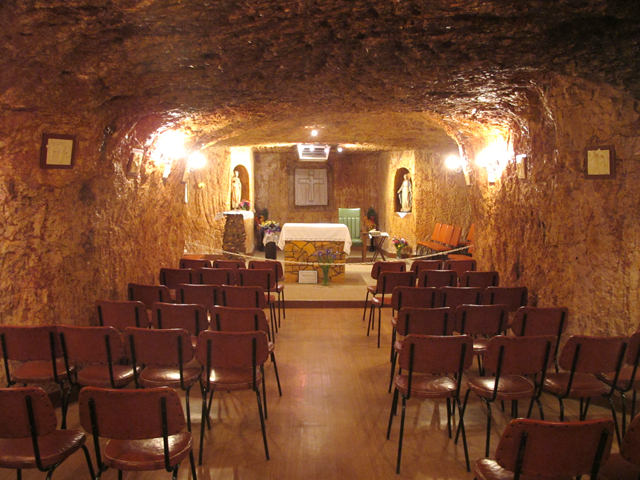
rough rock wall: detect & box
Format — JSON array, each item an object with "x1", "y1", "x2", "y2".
[
  {"x1": 0, "y1": 114, "x2": 186, "y2": 327},
  {"x1": 254, "y1": 149, "x2": 381, "y2": 227},
  {"x1": 469, "y1": 75, "x2": 640, "y2": 337}
]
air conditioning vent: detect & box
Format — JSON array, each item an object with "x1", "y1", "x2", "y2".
[{"x1": 297, "y1": 144, "x2": 330, "y2": 161}]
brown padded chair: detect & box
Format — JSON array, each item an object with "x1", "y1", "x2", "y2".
[
  {"x1": 388, "y1": 306, "x2": 454, "y2": 392},
  {"x1": 599, "y1": 331, "x2": 640, "y2": 438},
  {"x1": 151, "y1": 302, "x2": 208, "y2": 349},
  {"x1": 443, "y1": 258, "x2": 477, "y2": 280},
  {"x1": 95, "y1": 299, "x2": 149, "y2": 331},
  {"x1": 409, "y1": 260, "x2": 442, "y2": 276},
  {"x1": 195, "y1": 330, "x2": 270, "y2": 464},
  {"x1": 600, "y1": 412, "x2": 640, "y2": 480},
  {"x1": 0, "y1": 325, "x2": 74, "y2": 428},
  {"x1": 387, "y1": 334, "x2": 474, "y2": 473},
  {"x1": 124, "y1": 327, "x2": 201, "y2": 432},
  {"x1": 159, "y1": 268, "x2": 195, "y2": 301},
  {"x1": 389, "y1": 286, "x2": 440, "y2": 360},
  {"x1": 456, "y1": 335, "x2": 554, "y2": 457},
  {"x1": 454, "y1": 304, "x2": 508, "y2": 375},
  {"x1": 543, "y1": 335, "x2": 628, "y2": 444},
  {"x1": 512, "y1": 306, "x2": 569, "y2": 372},
  {"x1": 417, "y1": 269, "x2": 457, "y2": 288},
  {"x1": 175, "y1": 283, "x2": 218, "y2": 313},
  {"x1": 58, "y1": 325, "x2": 138, "y2": 391},
  {"x1": 362, "y1": 261, "x2": 406, "y2": 322},
  {"x1": 474, "y1": 418, "x2": 614, "y2": 480},
  {"x1": 79, "y1": 386, "x2": 197, "y2": 480},
  {"x1": 459, "y1": 271, "x2": 499, "y2": 289},
  {"x1": 0, "y1": 386, "x2": 94, "y2": 480},
  {"x1": 127, "y1": 283, "x2": 172, "y2": 310},
  {"x1": 237, "y1": 268, "x2": 279, "y2": 336},
  {"x1": 179, "y1": 257, "x2": 211, "y2": 269},
  {"x1": 367, "y1": 271, "x2": 416, "y2": 348},
  {"x1": 212, "y1": 259, "x2": 246, "y2": 284},
  {"x1": 196, "y1": 267, "x2": 234, "y2": 286},
  {"x1": 248, "y1": 260, "x2": 286, "y2": 328},
  {"x1": 211, "y1": 305, "x2": 282, "y2": 399},
  {"x1": 439, "y1": 286, "x2": 482, "y2": 310},
  {"x1": 482, "y1": 286, "x2": 528, "y2": 314}
]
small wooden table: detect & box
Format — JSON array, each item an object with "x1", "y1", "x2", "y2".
[{"x1": 369, "y1": 232, "x2": 389, "y2": 262}]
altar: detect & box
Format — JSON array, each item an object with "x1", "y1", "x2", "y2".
[{"x1": 277, "y1": 223, "x2": 352, "y2": 283}]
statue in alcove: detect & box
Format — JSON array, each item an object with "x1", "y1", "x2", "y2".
[
  {"x1": 397, "y1": 173, "x2": 412, "y2": 212},
  {"x1": 231, "y1": 170, "x2": 242, "y2": 209}
]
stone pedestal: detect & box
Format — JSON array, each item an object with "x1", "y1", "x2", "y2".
[
  {"x1": 221, "y1": 211, "x2": 254, "y2": 258},
  {"x1": 283, "y1": 240, "x2": 346, "y2": 283}
]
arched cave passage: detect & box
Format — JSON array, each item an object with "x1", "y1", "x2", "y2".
[{"x1": 1, "y1": 1, "x2": 639, "y2": 343}]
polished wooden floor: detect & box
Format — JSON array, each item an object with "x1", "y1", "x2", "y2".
[{"x1": 1, "y1": 308, "x2": 618, "y2": 480}]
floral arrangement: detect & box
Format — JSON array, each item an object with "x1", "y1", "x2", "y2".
[
  {"x1": 392, "y1": 237, "x2": 409, "y2": 257},
  {"x1": 239, "y1": 199, "x2": 251, "y2": 211},
  {"x1": 314, "y1": 248, "x2": 338, "y2": 285},
  {"x1": 260, "y1": 220, "x2": 281, "y2": 234},
  {"x1": 314, "y1": 248, "x2": 338, "y2": 264},
  {"x1": 366, "y1": 207, "x2": 378, "y2": 231}
]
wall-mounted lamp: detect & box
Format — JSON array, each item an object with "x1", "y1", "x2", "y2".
[
  {"x1": 475, "y1": 140, "x2": 513, "y2": 184},
  {"x1": 182, "y1": 151, "x2": 208, "y2": 203},
  {"x1": 150, "y1": 129, "x2": 188, "y2": 180},
  {"x1": 445, "y1": 154, "x2": 463, "y2": 172}
]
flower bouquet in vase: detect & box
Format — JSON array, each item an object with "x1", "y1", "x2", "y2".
[
  {"x1": 314, "y1": 248, "x2": 337, "y2": 286},
  {"x1": 392, "y1": 237, "x2": 409, "y2": 259}
]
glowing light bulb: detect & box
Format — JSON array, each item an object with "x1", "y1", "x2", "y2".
[
  {"x1": 187, "y1": 152, "x2": 206, "y2": 170},
  {"x1": 311, "y1": 129, "x2": 318, "y2": 137},
  {"x1": 445, "y1": 155, "x2": 461, "y2": 170}
]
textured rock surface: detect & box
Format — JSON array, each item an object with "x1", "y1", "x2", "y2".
[{"x1": 1, "y1": 0, "x2": 640, "y2": 345}]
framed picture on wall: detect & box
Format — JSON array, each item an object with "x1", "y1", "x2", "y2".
[
  {"x1": 585, "y1": 145, "x2": 615, "y2": 179},
  {"x1": 127, "y1": 148, "x2": 145, "y2": 178},
  {"x1": 40, "y1": 133, "x2": 76, "y2": 169}
]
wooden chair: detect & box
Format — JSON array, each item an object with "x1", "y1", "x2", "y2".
[
  {"x1": 543, "y1": 335, "x2": 628, "y2": 444},
  {"x1": 388, "y1": 307, "x2": 454, "y2": 392},
  {"x1": 179, "y1": 258, "x2": 211, "y2": 269},
  {"x1": 195, "y1": 331, "x2": 270, "y2": 464},
  {"x1": 211, "y1": 306, "x2": 282, "y2": 399},
  {"x1": 197, "y1": 267, "x2": 234, "y2": 286},
  {"x1": 474, "y1": 418, "x2": 614, "y2": 480},
  {"x1": 0, "y1": 325, "x2": 73, "y2": 428},
  {"x1": 454, "y1": 304, "x2": 507, "y2": 375},
  {"x1": 366, "y1": 271, "x2": 416, "y2": 348},
  {"x1": 511, "y1": 306, "x2": 569, "y2": 372},
  {"x1": 417, "y1": 269, "x2": 457, "y2": 288},
  {"x1": 362, "y1": 261, "x2": 406, "y2": 322},
  {"x1": 124, "y1": 327, "x2": 201, "y2": 432},
  {"x1": 0, "y1": 386, "x2": 95, "y2": 480},
  {"x1": 79, "y1": 386, "x2": 198, "y2": 479},
  {"x1": 456, "y1": 335, "x2": 554, "y2": 457},
  {"x1": 95, "y1": 299, "x2": 148, "y2": 331},
  {"x1": 127, "y1": 283, "x2": 172, "y2": 310},
  {"x1": 459, "y1": 270, "x2": 499, "y2": 289},
  {"x1": 248, "y1": 260, "x2": 286, "y2": 328},
  {"x1": 387, "y1": 334, "x2": 474, "y2": 473}
]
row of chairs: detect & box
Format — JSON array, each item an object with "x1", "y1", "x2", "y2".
[
  {"x1": 387, "y1": 329, "x2": 640, "y2": 475},
  {"x1": 0, "y1": 306, "x2": 283, "y2": 475},
  {"x1": 365, "y1": 281, "x2": 528, "y2": 347},
  {"x1": 162, "y1": 258, "x2": 286, "y2": 325}
]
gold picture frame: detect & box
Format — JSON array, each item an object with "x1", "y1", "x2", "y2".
[{"x1": 585, "y1": 145, "x2": 615, "y2": 179}]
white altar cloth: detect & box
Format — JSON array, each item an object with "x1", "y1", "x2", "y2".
[{"x1": 277, "y1": 223, "x2": 352, "y2": 254}]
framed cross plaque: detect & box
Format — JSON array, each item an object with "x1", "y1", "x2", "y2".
[{"x1": 40, "y1": 133, "x2": 76, "y2": 169}]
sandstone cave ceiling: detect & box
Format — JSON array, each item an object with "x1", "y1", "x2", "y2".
[{"x1": 1, "y1": 1, "x2": 639, "y2": 150}]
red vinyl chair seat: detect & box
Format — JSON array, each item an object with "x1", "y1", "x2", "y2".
[
  {"x1": 544, "y1": 372, "x2": 612, "y2": 398},
  {"x1": 468, "y1": 375, "x2": 535, "y2": 401},
  {"x1": 103, "y1": 432, "x2": 193, "y2": 471},
  {"x1": 138, "y1": 367, "x2": 202, "y2": 389},
  {"x1": 394, "y1": 374, "x2": 458, "y2": 398},
  {"x1": 76, "y1": 365, "x2": 138, "y2": 388},
  {"x1": 11, "y1": 359, "x2": 72, "y2": 384},
  {"x1": 0, "y1": 430, "x2": 86, "y2": 470}
]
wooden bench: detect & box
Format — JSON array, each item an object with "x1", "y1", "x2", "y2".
[{"x1": 417, "y1": 223, "x2": 462, "y2": 254}]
